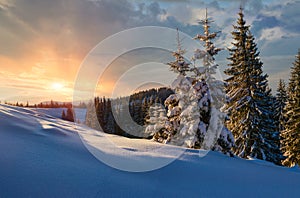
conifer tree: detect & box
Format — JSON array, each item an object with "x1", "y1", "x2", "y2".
[
  {"x1": 103, "y1": 98, "x2": 113, "y2": 133},
  {"x1": 146, "y1": 102, "x2": 168, "y2": 140},
  {"x1": 166, "y1": 28, "x2": 191, "y2": 76},
  {"x1": 150, "y1": 11, "x2": 234, "y2": 153},
  {"x1": 66, "y1": 107, "x2": 75, "y2": 122},
  {"x1": 275, "y1": 79, "x2": 287, "y2": 133},
  {"x1": 192, "y1": 9, "x2": 234, "y2": 154},
  {"x1": 150, "y1": 29, "x2": 192, "y2": 144},
  {"x1": 62, "y1": 110, "x2": 66, "y2": 120},
  {"x1": 224, "y1": 8, "x2": 281, "y2": 163},
  {"x1": 62, "y1": 107, "x2": 75, "y2": 122},
  {"x1": 141, "y1": 98, "x2": 149, "y2": 125},
  {"x1": 85, "y1": 100, "x2": 101, "y2": 130},
  {"x1": 281, "y1": 50, "x2": 300, "y2": 167}
]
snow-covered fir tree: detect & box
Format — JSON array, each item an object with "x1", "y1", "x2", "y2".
[
  {"x1": 146, "y1": 98, "x2": 168, "y2": 141},
  {"x1": 85, "y1": 100, "x2": 101, "y2": 130},
  {"x1": 281, "y1": 50, "x2": 300, "y2": 167},
  {"x1": 275, "y1": 79, "x2": 287, "y2": 134},
  {"x1": 169, "y1": 74, "x2": 201, "y2": 147},
  {"x1": 224, "y1": 8, "x2": 282, "y2": 164},
  {"x1": 152, "y1": 29, "x2": 192, "y2": 144},
  {"x1": 192, "y1": 9, "x2": 234, "y2": 154},
  {"x1": 151, "y1": 12, "x2": 234, "y2": 155}
]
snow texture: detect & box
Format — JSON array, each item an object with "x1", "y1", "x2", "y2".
[{"x1": 0, "y1": 104, "x2": 300, "y2": 197}]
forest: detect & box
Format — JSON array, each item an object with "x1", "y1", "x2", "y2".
[{"x1": 84, "y1": 8, "x2": 300, "y2": 167}]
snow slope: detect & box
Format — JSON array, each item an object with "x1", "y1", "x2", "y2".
[
  {"x1": 0, "y1": 104, "x2": 299, "y2": 197},
  {"x1": 34, "y1": 107, "x2": 86, "y2": 123}
]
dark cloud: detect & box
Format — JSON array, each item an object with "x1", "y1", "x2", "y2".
[{"x1": 0, "y1": 0, "x2": 174, "y2": 59}]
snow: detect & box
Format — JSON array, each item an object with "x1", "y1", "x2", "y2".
[
  {"x1": 0, "y1": 104, "x2": 300, "y2": 197},
  {"x1": 34, "y1": 107, "x2": 86, "y2": 123}
]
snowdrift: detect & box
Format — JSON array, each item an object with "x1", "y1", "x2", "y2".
[{"x1": 0, "y1": 104, "x2": 299, "y2": 197}]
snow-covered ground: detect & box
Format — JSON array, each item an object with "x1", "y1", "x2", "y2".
[
  {"x1": 0, "y1": 104, "x2": 299, "y2": 197},
  {"x1": 34, "y1": 107, "x2": 86, "y2": 123}
]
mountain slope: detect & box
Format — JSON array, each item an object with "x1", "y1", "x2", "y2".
[{"x1": 0, "y1": 104, "x2": 299, "y2": 197}]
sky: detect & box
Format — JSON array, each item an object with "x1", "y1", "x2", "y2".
[{"x1": 0, "y1": 0, "x2": 299, "y2": 103}]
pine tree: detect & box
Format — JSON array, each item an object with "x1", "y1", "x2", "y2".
[
  {"x1": 150, "y1": 29, "x2": 192, "y2": 145},
  {"x1": 85, "y1": 100, "x2": 101, "y2": 130},
  {"x1": 141, "y1": 98, "x2": 149, "y2": 125},
  {"x1": 160, "y1": 29, "x2": 195, "y2": 146},
  {"x1": 171, "y1": 76, "x2": 200, "y2": 147},
  {"x1": 166, "y1": 28, "x2": 191, "y2": 76},
  {"x1": 193, "y1": 8, "x2": 222, "y2": 59},
  {"x1": 281, "y1": 50, "x2": 300, "y2": 167},
  {"x1": 149, "y1": 11, "x2": 234, "y2": 153},
  {"x1": 61, "y1": 110, "x2": 66, "y2": 120},
  {"x1": 192, "y1": 8, "x2": 234, "y2": 154},
  {"x1": 224, "y1": 8, "x2": 281, "y2": 163},
  {"x1": 62, "y1": 107, "x2": 75, "y2": 122},
  {"x1": 146, "y1": 102, "x2": 168, "y2": 141},
  {"x1": 105, "y1": 98, "x2": 115, "y2": 134},
  {"x1": 274, "y1": 79, "x2": 287, "y2": 138},
  {"x1": 66, "y1": 107, "x2": 75, "y2": 122}
]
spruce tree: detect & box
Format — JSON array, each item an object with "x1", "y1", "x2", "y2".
[
  {"x1": 224, "y1": 8, "x2": 281, "y2": 164},
  {"x1": 151, "y1": 29, "x2": 192, "y2": 145},
  {"x1": 192, "y1": 9, "x2": 234, "y2": 154},
  {"x1": 61, "y1": 110, "x2": 66, "y2": 120},
  {"x1": 281, "y1": 50, "x2": 300, "y2": 167},
  {"x1": 146, "y1": 102, "x2": 168, "y2": 140},
  {"x1": 141, "y1": 98, "x2": 149, "y2": 125},
  {"x1": 85, "y1": 100, "x2": 101, "y2": 130},
  {"x1": 151, "y1": 11, "x2": 234, "y2": 153},
  {"x1": 275, "y1": 79, "x2": 287, "y2": 135},
  {"x1": 66, "y1": 107, "x2": 75, "y2": 122}
]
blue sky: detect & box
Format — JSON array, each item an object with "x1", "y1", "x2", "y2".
[{"x1": 0, "y1": 0, "x2": 299, "y2": 102}]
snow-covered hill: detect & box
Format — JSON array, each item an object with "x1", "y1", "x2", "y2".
[
  {"x1": 34, "y1": 107, "x2": 86, "y2": 123},
  {"x1": 0, "y1": 104, "x2": 299, "y2": 197}
]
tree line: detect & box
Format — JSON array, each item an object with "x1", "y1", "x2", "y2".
[
  {"x1": 75, "y1": 8, "x2": 300, "y2": 167},
  {"x1": 85, "y1": 87, "x2": 173, "y2": 138}
]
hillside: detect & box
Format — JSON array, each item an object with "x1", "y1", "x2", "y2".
[{"x1": 0, "y1": 104, "x2": 299, "y2": 197}]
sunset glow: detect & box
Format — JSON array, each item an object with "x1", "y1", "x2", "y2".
[
  {"x1": 51, "y1": 83, "x2": 64, "y2": 91},
  {"x1": 0, "y1": 0, "x2": 299, "y2": 104}
]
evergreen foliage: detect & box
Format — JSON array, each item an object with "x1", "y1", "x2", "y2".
[
  {"x1": 151, "y1": 10, "x2": 234, "y2": 155},
  {"x1": 275, "y1": 79, "x2": 287, "y2": 132},
  {"x1": 224, "y1": 8, "x2": 282, "y2": 164},
  {"x1": 281, "y1": 50, "x2": 300, "y2": 167},
  {"x1": 62, "y1": 107, "x2": 75, "y2": 122},
  {"x1": 192, "y1": 9, "x2": 234, "y2": 154},
  {"x1": 82, "y1": 9, "x2": 296, "y2": 162},
  {"x1": 85, "y1": 87, "x2": 173, "y2": 138},
  {"x1": 273, "y1": 79, "x2": 287, "y2": 163}
]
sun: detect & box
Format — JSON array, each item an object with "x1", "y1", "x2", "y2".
[{"x1": 51, "y1": 82, "x2": 64, "y2": 90}]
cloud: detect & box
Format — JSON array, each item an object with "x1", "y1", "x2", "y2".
[
  {"x1": 0, "y1": 70, "x2": 74, "y2": 102},
  {"x1": 248, "y1": 0, "x2": 300, "y2": 57},
  {"x1": 0, "y1": 0, "x2": 180, "y2": 59},
  {"x1": 0, "y1": 0, "x2": 299, "y2": 101},
  {"x1": 259, "y1": 27, "x2": 297, "y2": 41}
]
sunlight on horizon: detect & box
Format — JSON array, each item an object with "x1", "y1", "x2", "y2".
[{"x1": 51, "y1": 82, "x2": 65, "y2": 91}]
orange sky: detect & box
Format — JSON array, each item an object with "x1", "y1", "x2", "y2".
[
  {"x1": 0, "y1": 46, "x2": 82, "y2": 103},
  {"x1": 0, "y1": 0, "x2": 299, "y2": 104}
]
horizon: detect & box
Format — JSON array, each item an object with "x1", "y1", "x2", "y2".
[{"x1": 2, "y1": 84, "x2": 169, "y2": 105}]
